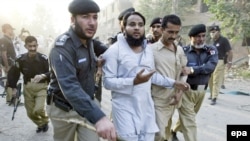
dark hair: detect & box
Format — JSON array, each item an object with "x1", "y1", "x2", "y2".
[
  {"x1": 122, "y1": 11, "x2": 146, "y2": 27},
  {"x1": 118, "y1": 7, "x2": 135, "y2": 21},
  {"x1": 25, "y1": 36, "x2": 37, "y2": 44},
  {"x1": 68, "y1": 0, "x2": 100, "y2": 16},
  {"x1": 161, "y1": 14, "x2": 181, "y2": 29}
]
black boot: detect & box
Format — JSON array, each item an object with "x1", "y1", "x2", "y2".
[
  {"x1": 171, "y1": 130, "x2": 179, "y2": 141},
  {"x1": 211, "y1": 98, "x2": 216, "y2": 105},
  {"x1": 36, "y1": 127, "x2": 43, "y2": 133},
  {"x1": 42, "y1": 123, "x2": 49, "y2": 132},
  {"x1": 37, "y1": 123, "x2": 49, "y2": 133}
]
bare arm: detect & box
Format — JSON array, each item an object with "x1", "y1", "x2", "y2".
[{"x1": 226, "y1": 49, "x2": 233, "y2": 69}]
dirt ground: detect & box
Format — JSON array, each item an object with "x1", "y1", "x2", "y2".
[{"x1": 0, "y1": 76, "x2": 250, "y2": 141}]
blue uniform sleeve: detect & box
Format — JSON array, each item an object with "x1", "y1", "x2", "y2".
[
  {"x1": 192, "y1": 47, "x2": 218, "y2": 75},
  {"x1": 49, "y1": 47, "x2": 105, "y2": 124}
]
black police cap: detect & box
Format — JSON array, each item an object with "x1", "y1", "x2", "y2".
[
  {"x1": 118, "y1": 7, "x2": 135, "y2": 21},
  {"x1": 150, "y1": 17, "x2": 162, "y2": 27},
  {"x1": 68, "y1": 0, "x2": 100, "y2": 15},
  {"x1": 188, "y1": 24, "x2": 206, "y2": 37},
  {"x1": 209, "y1": 25, "x2": 220, "y2": 31}
]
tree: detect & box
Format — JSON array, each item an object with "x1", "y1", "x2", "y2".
[
  {"x1": 204, "y1": 0, "x2": 250, "y2": 42},
  {"x1": 204, "y1": 0, "x2": 250, "y2": 67},
  {"x1": 136, "y1": 0, "x2": 198, "y2": 31}
]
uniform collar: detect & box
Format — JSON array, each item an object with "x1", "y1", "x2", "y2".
[{"x1": 23, "y1": 53, "x2": 40, "y2": 61}]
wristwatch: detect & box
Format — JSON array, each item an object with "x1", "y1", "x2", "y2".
[{"x1": 190, "y1": 67, "x2": 194, "y2": 74}]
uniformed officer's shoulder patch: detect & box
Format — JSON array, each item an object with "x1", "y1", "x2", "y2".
[
  {"x1": 55, "y1": 34, "x2": 70, "y2": 46},
  {"x1": 41, "y1": 54, "x2": 48, "y2": 60},
  {"x1": 182, "y1": 46, "x2": 190, "y2": 51},
  {"x1": 205, "y1": 45, "x2": 216, "y2": 55},
  {"x1": 209, "y1": 50, "x2": 216, "y2": 55}
]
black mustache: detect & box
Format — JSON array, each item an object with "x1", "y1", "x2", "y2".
[{"x1": 168, "y1": 38, "x2": 175, "y2": 40}]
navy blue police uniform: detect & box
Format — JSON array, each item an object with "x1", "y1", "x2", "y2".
[
  {"x1": 172, "y1": 44, "x2": 218, "y2": 141},
  {"x1": 8, "y1": 52, "x2": 50, "y2": 132},
  {"x1": 183, "y1": 45, "x2": 218, "y2": 89},
  {"x1": 49, "y1": 27, "x2": 105, "y2": 123}
]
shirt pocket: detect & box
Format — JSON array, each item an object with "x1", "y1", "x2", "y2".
[{"x1": 76, "y1": 57, "x2": 89, "y2": 72}]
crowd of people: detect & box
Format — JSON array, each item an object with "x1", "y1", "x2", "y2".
[{"x1": 0, "y1": 0, "x2": 233, "y2": 141}]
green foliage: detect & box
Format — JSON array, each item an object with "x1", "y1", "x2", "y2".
[
  {"x1": 239, "y1": 69, "x2": 250, "y2": 78},
  {"x1": 204, "y1": 0, "x2": 250, "y2": 41},
  {"x1": 136, "y1": 0, "x2": 171, "y2": 27},
  {"x1": 136, "y1": 0, "x2": 196, "y2": 31}
]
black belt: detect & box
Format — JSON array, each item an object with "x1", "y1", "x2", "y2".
[
  {"x1": 51, "y1": 92, "x2": 95, "y2": 112},
  {"x1": 53, "y1": 94, "x2": 73, "y2": 112},
  {"x1": 190, "y1": 84, "x2": 208, "y2": 90}
]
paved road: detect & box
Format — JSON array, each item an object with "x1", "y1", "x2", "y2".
[{"x1": 0, "y1": 79, "x2": 250, "y2": 141}]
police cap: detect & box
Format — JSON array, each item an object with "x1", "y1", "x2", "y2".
[
  {"x1": 68, "y1": 0, "x2": 100, "y2": 15},
  {"x1": 150, "y1": 17, "x2": 162, "y2": 27},
  {"x1": 209, "y1": 25, "x2": 220, "y2": 31},
  {"x1": 118, "y1": 7, "x2": 135, "y2": 21},
  {"x1": 188, "y1": 24, "x2": 206, "y2": 37}
]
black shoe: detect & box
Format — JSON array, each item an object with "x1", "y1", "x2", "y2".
[
  {"x1": 42, "y1": 123, "x2": 49, "y2": 132},
  {"x1": 221, "y1": 85, "x2": 226, "y2": 89},
  {"x1": 36, "y1": 123, "x2": 49, "y2": 133},
  {"x1": 171, "y1": 130, "x2": 179, "y2": 141},
  {"x1": 36, "y1": 127, "x2": 43, "y2": 133},
  {"x1": 211, "y1": 98, "x2": 216, "y2": 105}
]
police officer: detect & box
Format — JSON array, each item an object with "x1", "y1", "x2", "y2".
[
  {"x1": 147, "y1": 17, "x2": 162, "y2": 44},
  {"x1": 208, "y1": 25, "x2": 233, "y2": 105},
  {"x1": 8, "y1": 36, "x2": 49, "y2": 133},
  {"x1": 0, "y1": 24, "x2": 16, "y2": 73},
  {"x1": 47, "y1": 0, "x2": 116, "y2": 141},
  {"x1": 0, "y1": 23, "x2": 16, "y2": 103},
  {"x1": 171, "y1": 24, "x2": 218, "y2": 141}
]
